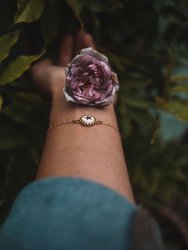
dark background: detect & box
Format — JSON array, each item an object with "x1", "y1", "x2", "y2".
[{"x1": 0, "y1": 1, "x2": 188, "y2": 249}]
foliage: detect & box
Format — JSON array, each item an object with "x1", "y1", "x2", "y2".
[{"x1": 0, "y1": 0, "x2": 188, "y2": 249}]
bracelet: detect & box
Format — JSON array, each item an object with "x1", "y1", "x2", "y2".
[{"x1": 48, "y1": 115, "x2": 121, "y2": 136}]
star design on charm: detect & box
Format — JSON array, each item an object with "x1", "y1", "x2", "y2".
[{"x1": 79, "y1": 115, "x2": 96, "y2": 126}]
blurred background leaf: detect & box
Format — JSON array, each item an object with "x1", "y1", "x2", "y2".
[
  {"x1": 14, "y1": 0, "x2": 44, "y2": 24},
  {"x1": 0, "y1": 0, "x2": 188, "y2": 249},
  {"x1": 0, "y1": 31, "x2": 20, "y2": 63},
  {"x1": 0, "y1": 53, "x2": 44, "y2": 86}
]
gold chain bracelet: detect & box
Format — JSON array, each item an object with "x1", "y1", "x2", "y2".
[{"x1": 48, "y1": 115, "x2": 121, "y2": 137}]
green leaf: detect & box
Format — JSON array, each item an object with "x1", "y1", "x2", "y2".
[
  {"x1": 124, "y1": 95, "x2": 152, "y2": 110},
  {"x1": 0, "y1": 31, "x2": 20, "y2": 63},
  {"x1": 10, "y1": 92, "x2": 44, "y2": 104},
  {"x1": 0, "y1": 95, "x2": 3, "y2": 110},
  {"x1": 66, "y1": 0, "x2": 82, "y2": 17},
  {"x1": 170, "y1": 86, "x2": 188, "y2": 93},
  {"x1": 14, "y1": 0, "x2": 44, "y2": 24},
  {"x1": 65, "y1": 0, "x2": 84, "y2": 29},
  {"x1": 156, "y1": 97, "x2": 188, "y2": 122},
  {"x1": 0, "y1": 123, "x2": 28, "y2": 150},
  {"x1": 128, "y1": 110, "x2": 156, "y2": 135},
  {"x1": 107, "y1": 52, "x2": 138, "y2": 71},
  {"x1": 165, "y1": 49, "x2": 176, "y2": 76},
  {"x1": 2, "y1": 103, "x2": 31, "y2": 124},
  {"x1": 0, "y1": 53, "x2": 44, "y2": 86},
  {"x1": 15, "y1": 0, "x2": 30, "y2": 19},
  {"x1": 68, "y1": 0, "x2": 121, "y2": 12},
  {"x1": 1, "y1": 92, "x2": 46, "y2": 124},
  {"x1": 0, "y1": 137, "x2": 27, "y2": 150},
  {"x1": 41, "y1": 0, "x2": 62, "y2": 44},
  {"x1": 121, "y1": 116, "x2": 132, "y2": 138},
  {"x1": 170, "y1": 75, "x2": 188, "y2": 83}
]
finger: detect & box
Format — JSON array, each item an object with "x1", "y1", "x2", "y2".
[
  {"x1": 59, "y1": 35, "x2": 73, "y2": 67},
  {"x1": 82, "y1": 32, "x2": 95, "y2": 49},
  {"x1": 75, "y1": 30, "x2": 95, "y2": 54},
  {"x1": 31, "y1": 59, "x2": 52, "y2": 73}
]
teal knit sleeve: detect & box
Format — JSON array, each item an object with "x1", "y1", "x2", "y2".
[{"x1": 0, "y1": 177, "x2": 137, "y2": 250}]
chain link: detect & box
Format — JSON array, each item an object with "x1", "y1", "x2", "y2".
[
  {"x1": 48, "y1": 117, "x2": 121, "y2": 137},
  {"x1": 99, "y1": 122, "x2": 121, "y2": 136}
]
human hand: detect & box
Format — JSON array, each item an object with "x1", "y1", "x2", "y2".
[{"x1": 31, "y1": 31, "x2": 95, "y2": 100}]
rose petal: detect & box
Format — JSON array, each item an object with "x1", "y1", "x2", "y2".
[
  {"x1": 80, "y1": 47, "x2": 108, "y2": 63},
  {"x1": 64, "y1": 47, "x2": 119, "y2": 107}
]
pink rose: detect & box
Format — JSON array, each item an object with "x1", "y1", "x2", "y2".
[{"x1": 63, "y1": 47, "x2": 119, "y2": 106}]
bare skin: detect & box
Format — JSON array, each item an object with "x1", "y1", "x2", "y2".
[{"x1": 32, "y1": 31, "x2": 135, "y2": 203}]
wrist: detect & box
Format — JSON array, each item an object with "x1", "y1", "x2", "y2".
[
  {"x1": 50, "y1": 91, "x2": 116, "y2": 125},
  {"x1": 51, "y1": 89, "x2": 114, "y2": 111}
]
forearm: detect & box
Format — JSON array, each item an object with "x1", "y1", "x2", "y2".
[{"x1": 36, "y1": 93, "x2": 135, "y2": 203}]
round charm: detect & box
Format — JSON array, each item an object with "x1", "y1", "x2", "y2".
[{"x1": 79, "y1": 115, "x2": 96, "y2": 126}]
